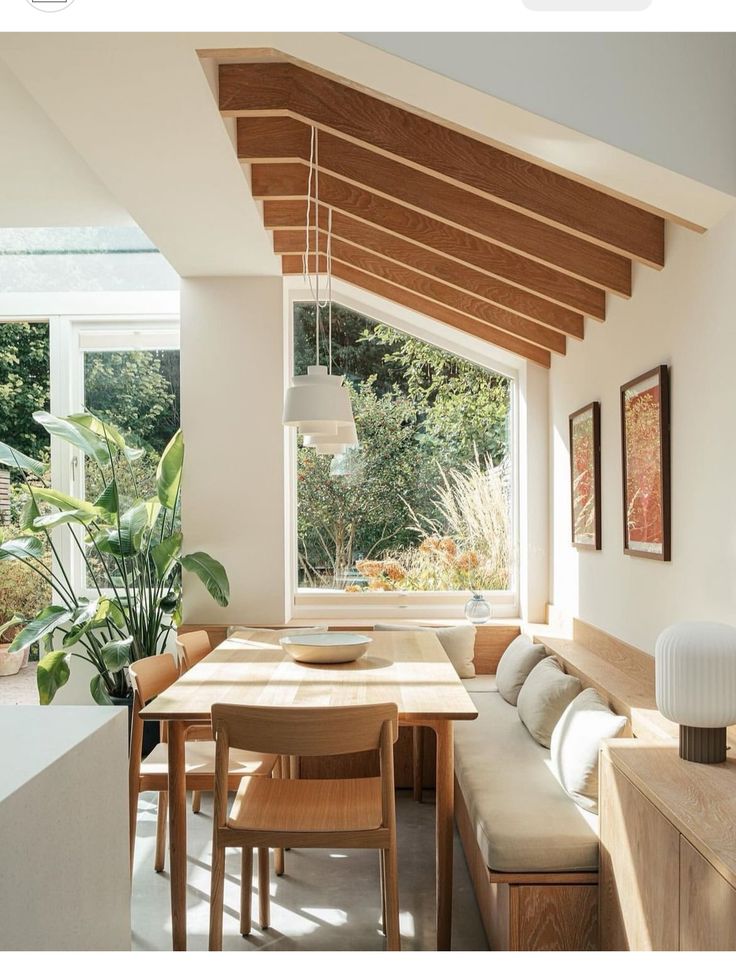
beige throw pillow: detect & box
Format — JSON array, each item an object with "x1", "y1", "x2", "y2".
[
  {"x1": 373, "y1": 622, "x2": 476, "y2": 679},
  {"x1": 495, "y1": 633, "x2": 547, "y2": 705},
  {"x1": 551, "y1": 688, "x2": 628, "y2": 813},
  {"x1": 517, "y1": 656, "x2": 582, "y2": 748}
]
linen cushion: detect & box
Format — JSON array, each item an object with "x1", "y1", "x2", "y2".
[
  {"x1": 373, "y1": 622, "x2": 476, "y2": 678},
  {"x1": 454, "y1": 690, "x2": 599, "y2": 873},
  {"x1": 495, "y1": 633, "x2": 547, "y2": 705},
  {"x1": 551, "y1": 688, "x2": 628, "y2": 813},
  {"x1": 516, "y1": 656, "x2": 582, "y2": 748}
]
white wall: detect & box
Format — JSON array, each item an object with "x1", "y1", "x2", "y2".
[
  {"x1": 180, "y1": 276, "x2": 289, "y2": 625},
  {"x1": 550, "y1": 208, "x2": 736, "y2": 653}
]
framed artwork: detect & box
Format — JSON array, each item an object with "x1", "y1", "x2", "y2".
[
  {"x1": 620, "y1": 365, "x2": 671, "y2": 561},
  {"x1": 569, "y1": 402, "x2": 601, "y2": 550}
]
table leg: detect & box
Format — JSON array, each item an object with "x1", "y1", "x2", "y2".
[
  {"x1": 434, "y1": 719, "x2": 454, "y2": 950},
  {"x1": 167, "y1": 720, "x2": 188, "y2": 951}
]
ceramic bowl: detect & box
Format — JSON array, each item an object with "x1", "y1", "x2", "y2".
[{"x1": 279, "y1": 632, "x2": 372, "y2": 664}]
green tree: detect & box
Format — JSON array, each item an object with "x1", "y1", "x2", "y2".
[
  {"x1": 84, "y1": 349, "x2": 180, "y2": 454},
  {"x1": 0, "y1": 323, "x2": 50, "y2": 463}
]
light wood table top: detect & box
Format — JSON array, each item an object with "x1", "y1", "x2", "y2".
[
  {"x1": 141, "y1": 630, "x2": 478, "y2": 723},
  {"x1": 604, "y1": 740, "x2": 736, "y2": 889}
]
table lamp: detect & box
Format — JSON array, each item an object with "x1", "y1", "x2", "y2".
[{"x1": 655, "y1": 621, "x2": 736, "y2": 764}]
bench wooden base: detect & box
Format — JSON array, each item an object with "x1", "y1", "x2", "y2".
[{"x1": 455, "y1": 776, "x2": 599, "y2": 951}]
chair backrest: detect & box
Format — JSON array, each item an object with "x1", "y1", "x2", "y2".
[
  {"x1": 211, "y1": 702, "x2": 399, "y2": 757},
  {"x1": 175, "y1": 630, "x2": 211, "y2": 673},
  {"x1": 129, "y1": 653, "x2": 179, "y2": 709}
]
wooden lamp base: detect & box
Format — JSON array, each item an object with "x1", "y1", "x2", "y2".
[{"x1": 679, "y1": 725, "x2": 727, "y2": 764}]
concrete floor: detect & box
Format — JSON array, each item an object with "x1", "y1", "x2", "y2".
[
  {"x1": 0, "y1": 664, "x2": 38, "y2": 705},
  {"x1": 131, "y1": 790, "x2": 488, "y2": 952}
]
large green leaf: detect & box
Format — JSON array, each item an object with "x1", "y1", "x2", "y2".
[
  {"x1": 67, "y1": 414, "x2": 144, "y2": 462},
  {"x1": 0, "y1": 614, "x2": 29, "y2": 641},
  {"x1": 19, "y1": 495, "x2": 41, "y2": 532},
  {"x1": 37, "y1": 650, "x2": 71, "y2": 705},
  {"x1": 30, "y1": 487, "x2": 102, "y2": 517},
  {"x1": 9, "y1": 605, "x2": 71, "y2": 652},
  {"x1": 32, "y1": 509, "x2": 96, "y2": 532},
  {"x1": 100, "y1": 637, "x2": 133, "y2": 672},
  {"x1": 94, "y1": 480, "x2": 119, "y2": 515},
  {"x1": 0, "y1": 441, "x2": 45, "y2": 476},
  {"x1": 104, "y1": 500, "x2": 151, "y2": 557},
  {"x1": 181, "y1": 551, "x2": 230, "y2": 607},
  {"x1": 33, "y1": 411, "x2": 112, "y2": 466},
  {"x1": 151, "y1": 532, "x2": 182, "y2": 580},
  {"x1": 157, "y1": 430, "x2": 184, "y2": 509},
  {"x1": 90, "y1": 675, "x2": 114, "y2": 706},
  {"x1": 0, "y1": 536, "x2": 44, "y2": 562}
]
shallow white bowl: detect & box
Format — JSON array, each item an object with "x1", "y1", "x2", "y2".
[{"x1": 280, "y1": 632, "x2": 372, "y2": 664}]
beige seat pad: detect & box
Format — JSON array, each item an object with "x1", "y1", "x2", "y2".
[{"x1": 454, "y1": 692, "x2": 599, "y2": 873}]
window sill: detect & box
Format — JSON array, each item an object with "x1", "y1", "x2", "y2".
[{"x1": 291, "y1": 589, "x2": 518, "y2": 622}]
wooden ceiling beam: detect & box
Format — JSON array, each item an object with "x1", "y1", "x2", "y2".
[
  {"x1": 250, "y1": 156, "x2": 629, "y2": 297},
  {"x1": 220, "y1": 62, "x2": 665, "y2": 268},
  {"x1": 283, "y1": 253, "x2": 554, "y2": 367},
  {"x1": 268, "y1": 201, "x2": 605, "y2": 326},
  {"x1": 274, "y1": 216, "x2": 585, "y2": 338},
  {"x1": 286, "y1": 242, "x2": 567, "y2": 353}
]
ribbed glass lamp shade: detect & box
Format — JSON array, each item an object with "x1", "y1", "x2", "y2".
[
  {"x1": 283, "y1": 365, "x2": 354, "y2": 432},
  {"x1": 655, "y1": 621, "x2": 736, "y2": 728}
]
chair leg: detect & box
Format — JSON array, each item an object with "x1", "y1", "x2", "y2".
[
  {"x1": 192, "y1": 790, "x2": 202, "y2": 814},
  {"x1": 154, "y1": 791, "x2": 167, "y2": 873},
  {"x1": 379, "y1": 849, "x2": 387, "y2": 936},
  {"x1": 209, "y1": 839, "x2": 226, "y2": 950},
  {"x1": 258, "y1": 847, "x2": 270, "y2": 929},
  {"x1": 273, "y1": 760, "x2": 285, "y2": 875},
  {"x1": 274, "y1": 846, "x2": 285, "y2": 877},
  {"x1": 383, "y1": 843, "x2": 401, "y2": 951},
  {"x1": 240, "y1": 848, "x2": 253, "y2": 937},
  {"x1": 412, "y1": 727, "x2": 424, "y2": 803}
]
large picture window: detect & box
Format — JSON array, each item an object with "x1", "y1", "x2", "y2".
[{"x1": 294, "y1": 302, "x2": 513, "y2": 595}]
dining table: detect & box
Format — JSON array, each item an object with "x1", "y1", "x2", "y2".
[{"x1": 140, "y1": 629, "x2": 479, "y2": 951}]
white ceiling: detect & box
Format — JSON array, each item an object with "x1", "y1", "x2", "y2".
[{"x1": 0, "y1": 60, "x2": 131, "y2": 228}]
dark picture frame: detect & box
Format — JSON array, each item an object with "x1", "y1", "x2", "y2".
[
  {"x1": 569, "y1": 401, "x2": 602, "y2": 550},
  {"x1": 620, "y1": 365, "x2": 671, "y2": 561}
]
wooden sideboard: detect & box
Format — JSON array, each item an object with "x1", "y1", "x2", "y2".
[{"x1": 600, "y1": 741, "x2": 736, "y2": 951}]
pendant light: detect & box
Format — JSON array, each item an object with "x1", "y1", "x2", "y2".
[{"x1": 282, "y1": 129, "x2": 355, "y2": 438}]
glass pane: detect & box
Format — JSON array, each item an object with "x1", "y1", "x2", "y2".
[
  {"x1": 83, "y1": 348, "x2": 180, "y2": 589},
  {"x1": 0, "y1": 226, "x2": 179, "y2": 292},
  {"x1": 294, "y1": 303, "x2": 512, "y2": 592}
]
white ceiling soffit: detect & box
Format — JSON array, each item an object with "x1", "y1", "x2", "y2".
[
  {"x1": 0, "y1": 34, "x2": 278, "y2": 278},
  {"x1": 0, "y1": 60, "x2": 130, "y2": 229}
]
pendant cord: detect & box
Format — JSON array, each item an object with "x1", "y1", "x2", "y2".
[{"x1": 327, "y1": 206, "x2": 333, "y2": 375}]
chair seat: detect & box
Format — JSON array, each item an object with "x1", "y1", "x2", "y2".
[
  {"x1": 141, "y1": 741, "x2": 276, "y2": 778},
  {"x1": 229, "y1": 776, "x2": 383, "y2": 833}
]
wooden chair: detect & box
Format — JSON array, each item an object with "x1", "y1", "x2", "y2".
[
  {"x1": 127, "y1": 653, "x2": 278, "y2": 895},
  {"x1": 208, "y1": 702, "x2": 401, "y2": 950},
  {"x1": 176, "y1": 630, "x2": 215, "y2": 814}
]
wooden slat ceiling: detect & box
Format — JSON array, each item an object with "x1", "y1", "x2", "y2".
[{"x1": 218, "y1": 59, "x2": 691, "y2": 367}]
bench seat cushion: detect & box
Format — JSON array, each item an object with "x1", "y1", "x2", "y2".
[
  {"x1": 463, "y1": 675, "x2": 497, "y2": 693},
  {"x1": 454, "y1": 691, "x2": 599, "y2": 874}
]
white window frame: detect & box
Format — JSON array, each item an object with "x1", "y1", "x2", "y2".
[
  {"x1": 49, "y1": 310, "x2": 180, "y2": 595},
  {"x1": 286, "y1": 284, "x2": 520, "y2": 621}
]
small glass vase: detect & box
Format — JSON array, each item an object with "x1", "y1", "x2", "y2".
[{"x1": 464, "y1": 591, "x2": 491, "y2": 625}]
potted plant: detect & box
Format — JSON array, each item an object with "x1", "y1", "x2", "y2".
[
  {"x1": 0, "y1": 615, "x2": 29, "y2": 677},
  {"x1": 0, "y1": 412, "x2": 229, "y2": 707}
]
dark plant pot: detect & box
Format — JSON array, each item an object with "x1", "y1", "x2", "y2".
[{"x1": 111, "y1": 692, "x2": 161, "y2": 758}]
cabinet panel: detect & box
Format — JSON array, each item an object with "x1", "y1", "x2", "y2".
[
  {"x1": 599, "y1": 752, "x2": 679, "y2": 950},
  {"x1": 680, "y1": 837, "x2": 736, "y2": 950}
]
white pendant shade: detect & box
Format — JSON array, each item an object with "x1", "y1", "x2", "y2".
[
  {"x1": 303, "y1": 422, "x2": 358, "y2": 449},
  {"x1": 283, "y1": 365, "x2": 354, "y2": 432}
]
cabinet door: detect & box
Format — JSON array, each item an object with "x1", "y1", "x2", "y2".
[
  {"x1": 680, "y1": 837, "x2": 736, "y2": 950},
  {"x1": 599, "y1": 752, "x2": 679, "y2": 950}
]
